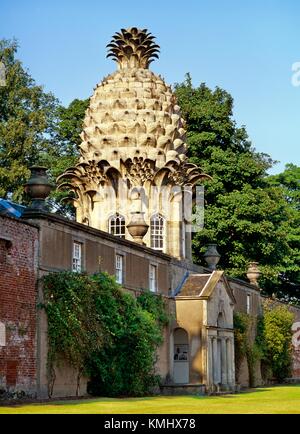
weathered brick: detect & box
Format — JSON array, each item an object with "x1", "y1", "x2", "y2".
[{"x1": 0, "y1": 215, "x2": 38, "y2": 394}]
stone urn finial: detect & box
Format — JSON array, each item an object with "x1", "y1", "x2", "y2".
[
  {"x1": 127, "y1": 211, "x2": 149, "y2": 245},
  {"x1": 203, "y1": 244, "x2": 221, "y2": 270},
  {"x1": 246, "y1": 262, "x2": 261, "y2": 287},
  {"x1": 24, "y1": 166, "x2": 52, "y2": 211}
]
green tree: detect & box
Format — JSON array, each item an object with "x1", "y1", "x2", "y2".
[
  {"x1": 268, "y1": 163, "x2": 300, "y2": 211},
  {"x1": 175, "y1": 75, "x2": 299, "y2": 301},
  {"x1": 267, "y1": 164, "x2": 300, "y2": 300},
  {"x1": 260, "y1": 301, "x2": 294, "y2": 382},
  {"x1": 40, "y1": 98, "x2": 89, "y2": 216},
  {"x1": 0, "y1": 39, "x2": 59, "y2": 202},
  {"x1": 55, "y1": 98, "x2": 89, "y2": 155},
  {"x1": 0, "y1": 39, "x2": 88, "y2": 214},
  {"x1": 87, "y1": 277, "x2": 168, "y2": 397}
]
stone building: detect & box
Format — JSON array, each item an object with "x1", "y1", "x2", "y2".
[
  {"x1": 57, "y1": 27, "x2": 210, "y2": 260},
  {"x1": 0, "y1": 28, "x2": 300, "y2": 398},
  {"x1": 0, "y1": 211, "x2": 248, "y2": 397},
  {"x1": 1, "y1": 209, "x2": 300, "y2": 398}
]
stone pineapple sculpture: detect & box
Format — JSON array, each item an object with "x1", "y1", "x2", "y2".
[
  {"x1": 58, "y1": 28, "x2": 209, "y2": 257},
  {"x1": 107, "y1": 27, "x2": 160, "y2": 69},
  {"x1": 76, "y1": 27, "x2": 193, "y2": 168}
]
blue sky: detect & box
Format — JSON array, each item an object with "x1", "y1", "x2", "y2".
[{"x1": 2, "y1": 0, "x2": 300, "y2": 174}]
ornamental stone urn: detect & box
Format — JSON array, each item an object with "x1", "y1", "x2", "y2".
[
  {"x1": 246, "y1": 262, "x2": 261, "y2": 287},
  {"x1": 24, "y1": 166, "x2": 52, "y2": 210},
  {"x1": 127, "y1": 211, "x2": 149, "y2": 245},
  {"x1": 203, "y1": 244, "x2": 221, "y2": 270}
]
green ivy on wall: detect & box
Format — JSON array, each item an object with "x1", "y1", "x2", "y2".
[
  {"x1": 259, "y1": 300, "x2": 294, "y2": 382},
  {"x1": 42, "y1": 271, "x2": 171, "y2": 397},
  {"x1": 234, "y1": 301, "x2": 294, "y2": 387},
  {"x1": 233, "y1": 312, "x2": 262, "y2": 387}
]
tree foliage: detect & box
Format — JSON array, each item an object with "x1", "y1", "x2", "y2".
[
  {"x1": 55, "y1": 98, "x2": 89, "y2": 155},
  {"x1": 88, "y1": 274, "x2": 170, "y2": 397},
  {"x1": 234, "y1": 302, "x2": 294, "y2": 386},
  {"x1": 40, "y1": 98, "x2": 89, "y2": 216},
  {"x1": 268, "y1": 163, "x2": 300, "y2": 211},
  {"x1": 175, "y1": 75, "x2": 300, "y2": 301},
  {"x1": 267, "y1": 164, "x2": 300, "y2": 300},
  {"x1": 233, "y1": 312, "x2": 249, "y2": 381},
  {"x1": 42, "y1": 271, "x2": 170, "y2": 397},
  {"x1": 259, "y1": 300, "x2": 294, "y2": 382},
  {"x1": 233, "y1": 312, "x2": 262, "y2": 387},
  {"x1": 42, "y1": 271, "x2": 103, "y2": 396},
  {"x1": 0, "y1": 39, "x2": 88, "y2": 213},
  {"x1": 0, "y1": 39, "x2": 59, "y2": 202}
]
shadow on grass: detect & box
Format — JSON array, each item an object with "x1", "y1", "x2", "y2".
[
  {"x1": 53, "y1": 395, "x2": 188, "y2": 406},
  {"x1": 187, "y1": 387, "x2": 274, "y2": 400},
  {"x1": 50, "y1": 388, "x2": 274, "y2": 406},
  {"x1": 3, "y1": 385, "x2": 297, "y2": 408},
  {"x1": 4, "y1": 395, "x2": 173, "y2": 408}
]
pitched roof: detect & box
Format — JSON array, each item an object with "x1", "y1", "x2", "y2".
[
  {"x1": 178, "y1": 270, "x2": 236, "y2": 304},
  {"x1": 179, "y1": 274, "x2": 210, "y2": 296}
]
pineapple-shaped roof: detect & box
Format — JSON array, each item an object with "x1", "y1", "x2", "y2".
[
  {"x1": 58, "y1": 28, "x2": 210, "y2": 223},
  {"x1": 79, "y1": 27, "x2": 188, "y2": 169}
]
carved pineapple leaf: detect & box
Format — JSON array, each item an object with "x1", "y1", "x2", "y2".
[{"x1": 107, "y1": 27, "x2": 160, "y2": 69}]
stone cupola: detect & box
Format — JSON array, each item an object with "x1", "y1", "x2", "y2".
[{"x1": 58, "y1": 27, "x2": 210, "y2": 259}]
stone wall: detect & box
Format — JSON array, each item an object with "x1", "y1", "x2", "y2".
[
  {"x1": 230, "y1": 278, "x2": 261, "y2": 316},
  {"x1": 0, "y1": 215, "x2": 38, "y2": 396},
  {"x1": 1, "y1": 212, "x2": 300, "y2": 398},
  {"x1": 29, "y1": 212, "x2": 175, "y2": 295},
  {"x1": 24, "y1": 212, "x2": 184, "y2": 397}
]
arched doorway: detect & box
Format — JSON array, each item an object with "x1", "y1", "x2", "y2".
[{"x1": 173, "y1": 328, "x2": 189, "y2": 384}]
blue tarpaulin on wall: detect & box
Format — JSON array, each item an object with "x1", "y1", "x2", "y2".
[{"x1": 0, "y1": 198, "x2": 25, "y2": 218}]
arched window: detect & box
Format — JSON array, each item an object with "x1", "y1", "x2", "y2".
[
  {"x1": 109, "y1": 214, "x2": 126, "y2": 239},
  {"x1": 150, "y1": 214, "x2": 165, "y2": 251}
]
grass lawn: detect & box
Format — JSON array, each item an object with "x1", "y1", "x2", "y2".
[{"x1": 0, "y1": 385, "x2": 300, "y2": 414}]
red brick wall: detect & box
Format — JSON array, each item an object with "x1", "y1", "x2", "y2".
[{"x1": 0, "y1": 215, "x2": 38, "y2": 395}]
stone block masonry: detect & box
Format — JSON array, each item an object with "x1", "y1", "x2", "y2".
[{"x1": 0, "y1": 215, "x2": 38, "y2": 396}]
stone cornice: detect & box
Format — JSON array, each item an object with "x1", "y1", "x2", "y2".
[
  {"x1": 227, "y1": 275, "x2": 261, "y2": 293},
  {"x1": 22, "y1": 210, "x2": 174, "y2": 260}
]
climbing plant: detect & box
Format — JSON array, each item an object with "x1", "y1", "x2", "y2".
[
  {"x1": 234, "y1": 301, "x2": 294, "y2": 386},
  {"x1": 42, "y1": 271, "x2": 104, "y2": 396},
  {"x1": 42, "y1": 271, "x2": 171, "y2": 397},
  {"x1": 259, "y1": 300, "x2": 294, "y2": 382},
  {"x1": 136, "y1": 290, "x2": 171, "y2": 327},
  {"x1": 233, "y1": 312, "x2": 261, "y2": 387},
  {"x1": 233, "y1": 312, "x2": 248, "y2": 381}
]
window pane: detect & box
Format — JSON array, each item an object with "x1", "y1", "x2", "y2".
[
  {"x1": 149, "y1": 264, "x2": 157, "y2": 292},
  {"x1": 247, "y1": 294, "x2": 251, "y2": 314},
  {"x1": 72, "y1": 242, "x2": 82, "y2": 272},
  {"x1": 109, "y1": 215, "x2": 126, "y2": 239},
  {"x1": 150, "y1": 214, "x2": 164, "y2": 251},
  {"x1": 116, "y1": 254, "x2": 123, "y2": 284}
]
